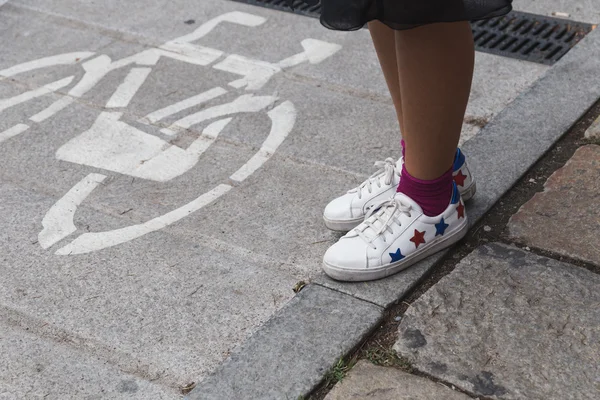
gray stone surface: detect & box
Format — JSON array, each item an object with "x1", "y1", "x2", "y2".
[
  {"x1": 462, "y1": 26, "x2": 600, "y2": 222},
  {"x1": 514, "y1": 0, "x2": 600, "y2": 24},
  {"x1": 0, "y1": 319, "x2": 178, "y2": 400},
  {"x1": 0, "y1": 182, "x2": 299, "y2": 388},
  {"x1": 324, "y1": 360, "x2": 471, "y2": 400},
  {"x1": 188, "y1": 284, "x2": 383, "y2": 400},
  {"x1": 394, "y1": 243, "x2": 600, "y2": 400},
  {"x1": 585, "y1": 115, "x2": 600, "y2": 139},
  {"x1": 1, "y1": 0, "x2": 599, "y2": 396},
  {"x1": 508, "y1": 145, "x2": 600, "y2": 267}
]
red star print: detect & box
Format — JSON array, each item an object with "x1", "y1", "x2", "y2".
[
  {"x1": 410, "y1": 229, "x2": 426, "y2": 249},
  {"x1": 454, "y1": 170, "x2": 467, "y2": 187},
  {"x1": 457, "y1": 202, "x2": 465, "y2": 219}
]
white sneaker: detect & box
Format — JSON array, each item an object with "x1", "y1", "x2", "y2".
[
  {"x1": 322, "y1": 183, "x2": 468, "y2": 282},
  {"x1": 323, "y1": 157, "x2": 402, "y2": 232},
  {"x1": 323, "y1": 149, "x2": 476, "y2": 232}
]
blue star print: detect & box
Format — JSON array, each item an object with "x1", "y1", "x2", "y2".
[
  {"x1": 389, "y1": 248, "x2": 405, "y2": 262},
  {"x1": 435, "y1": 218, "x2": 449, "y2": 236}
]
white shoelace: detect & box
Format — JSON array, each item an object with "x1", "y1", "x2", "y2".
[
  {"x1": 349, "y1": 158, "x2": 401, "y2": 200},
  {"x1": 355, "y1": 197, "x2": 413, "y2": 250}
]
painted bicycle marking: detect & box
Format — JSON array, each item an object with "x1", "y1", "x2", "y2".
[{"x1": 0, "y1": 11, "x2": 341, "y2": 255}]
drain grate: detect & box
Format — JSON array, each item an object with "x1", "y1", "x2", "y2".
[
  {"x1": 471, "y1": 11, "x2": 594, "y2": 64},
  {"x1": 229, "y1": 0, "x2": 595, "y2": 64}
]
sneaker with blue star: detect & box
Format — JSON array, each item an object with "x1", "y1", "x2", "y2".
[
  {"x1": 322, "y1": 182, "x2": 468, "y2": 282},
  {"x1": 323, "y1": 149, "x2": 475, "y2": 232}
]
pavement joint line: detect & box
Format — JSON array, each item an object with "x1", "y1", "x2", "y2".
[
  {"x1": 0, "y1": 302, "x2": 181, "y2": 389},
  {"x1": 507, "y1": 237, "x2": 600, "y2": 275},
  {"x1": 311, "y1": 281, "x2": 386, "y2": 309},
  {"x1": 187, "y1": 22, "x2": 600, "y2": 399}
]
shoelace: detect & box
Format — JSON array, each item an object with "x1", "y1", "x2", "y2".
[
  {"x1": 355, "y1": 197, "x2": 413, "y2": 250},
  {"x1": 348, "y1": 158, "x2": 401, "y2": 199}
]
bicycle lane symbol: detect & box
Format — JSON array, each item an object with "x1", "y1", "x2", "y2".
[{"x1": 0, "y1": 11, "x2": 341, "y2": 255}]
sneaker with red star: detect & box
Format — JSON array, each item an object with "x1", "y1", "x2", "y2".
[
  {"x1": 323, "y1": 149, "x2": 475, "y2": 232},
  {"x1": 322, "y1": 182, "x2": 468, "y2": 282}
]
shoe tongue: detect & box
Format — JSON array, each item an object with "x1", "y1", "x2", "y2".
[
  {"x1": 393, "y1": 192, "x2": 423, "y2": 213},
  {"x1": 354, "y1": 193, "x2": 417, "y2": 239},
  {"x1": 395, "y1": 157, "x2": 404, "y2": 170}
]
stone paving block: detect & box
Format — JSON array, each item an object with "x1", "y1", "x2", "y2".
[
  {"x1": 0, "y1": 182, "x2": 299, "y2": 387},
  {"x1": 394, "y1": 243, "x2": 600, "y2": 400},
  {"x1": 188, "y1": 284, "x2": 383, "y2": 400},
  {"x1": 325, "y1": 360, "x2": 471, "y2": 400},
  {"x1": 584, "y1": 115, "x2": 600, "y2": 139},
  {"x1": 508, "y1": 145, "x2": 600, "y2": 267},
  {"x1": 0, "y1": 319, "x2": 178, "y2": 400},
  {"x1": 514, "y1": 0, "x2": 600, "y2": 24}
]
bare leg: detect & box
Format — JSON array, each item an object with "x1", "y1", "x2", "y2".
[
  {"x1": 368, "y1": 21, "x2": 404, "y2": 134},
  {"x1": 395, "y1": 22, "x2": 474, "y2": 180}
]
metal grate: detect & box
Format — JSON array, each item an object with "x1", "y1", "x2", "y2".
[
  {"x1": 471, "y1": 11, "x2": 594, "y2": 64},
  {"x1": 229, "y1": 0, "x2": 595, "y2": 64}
]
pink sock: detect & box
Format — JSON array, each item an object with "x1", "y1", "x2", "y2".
[
  {"x1": 401, "y1": 139, "x2": 406, "y2": 158},
  {"x1": 397, "y1": 165, "x2": 453, "y2": 216}
]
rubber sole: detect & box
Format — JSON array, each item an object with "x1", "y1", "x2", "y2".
[
  {"x1": 323, "y1": 215, "x2": 364, "y2": 232},
  {"x1": 322, "y1": 219, "x2": 469, "y2": 282},
  {"x1": 459, "y1": 181, "x2": 477, "y2": 202}
]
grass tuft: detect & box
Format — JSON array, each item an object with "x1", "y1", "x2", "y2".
[
  {"x1": 324, "y1": 357, "x2": 355, "y2": 387},
  {"x1": 365, "y1": 345, "x2": 413, "y2": 372}
]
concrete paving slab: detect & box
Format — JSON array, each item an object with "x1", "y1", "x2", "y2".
[
  {"x1": 508, "y1": 145, "x2": 600, "y2": 267},
  {"x1": 188, "y1": 284, "x2": 383, "y2": 400},
  {"x1": 0, "y1": 319, "x2": 178, "y2": 400},
  {"x1": 394, "y1": 243, "x2": 600, "y2": 400},
  {"x1": 324, "y1": 360, "x2": 471, "y2": 400},
  {"x1": 0, "y1": 182, "x2": 299, "y2": 388},
  {"x1": 514, "y1": 0, "x2": 600, "y2": 25}
]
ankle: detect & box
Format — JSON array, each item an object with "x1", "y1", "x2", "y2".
[{"x1": 397, "y1": 165, "x2": 453, "y2": 216}]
